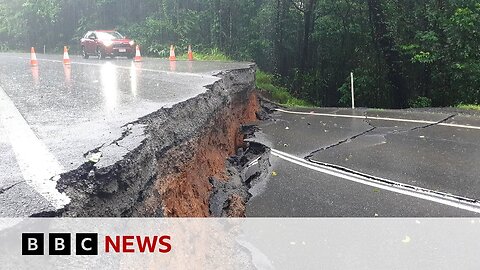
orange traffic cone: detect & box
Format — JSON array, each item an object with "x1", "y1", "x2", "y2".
[
  {"x1": 134, "y1": 45, "x2": 142, "y2": 62},
  {"x1": 188, "y1": 45, "x2": 194, "y2": 61},
  {"x1": 170, "y1": 61, "x2": 177, "y2": 72},
  {"x1": 63, "y1": 46, "x2": 71, "y2": 65},
  {"x1": 30, "y1": 47, "x2": 38, "y2": 66},
  {"x1": 169, "y1": 45, "x2": 176, "y2": 61}
]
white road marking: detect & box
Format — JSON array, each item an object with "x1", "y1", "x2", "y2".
[
  {"x1": 271, "y1": 148, "x2": 480, "y2": 214},
  {"x1": 275, "y1": 108, "x2": 480, "y2": 130},
  {"x1": 246, "y1": 156, "x2": 262, "y2": 168},
  {"x1": 0, "y1": 85, "x2": 70, "y2": 209}
]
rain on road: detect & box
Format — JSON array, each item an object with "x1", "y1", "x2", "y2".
[
  {"x1": 0, "y1": 52, "x2": 250, "y2": 216},
  {"x1": 2, "y1": 52, "x2": 480, "y2": 218}
]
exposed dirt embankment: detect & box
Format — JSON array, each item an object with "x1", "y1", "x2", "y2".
[
  {"x1": 139, "y1": 92, "x2": 259, "y2": 217},
  {"x1": 56, "y1": 66, "x2": 268, "y2": 217}
]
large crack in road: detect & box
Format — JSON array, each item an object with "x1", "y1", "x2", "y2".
[
  {"x1": 3, "y1": 53, "x2": 479, "y2": 218},
  {"x1": 47, "y1": 65, "x2": 274, "y2": 217},
  {"x1": 46, "y1": 88, "x2": 480, "y2": 217},
  {"x1": 244, "y1": 103, "x2": 480, "y2": 216},
  {"x1": 305, "y1": 112, "x2": 458, "y2": 160},
  {"x1": 301, "y1": 111, "x2": 480, "y2": 212},
  {"x1": 305, "y1": 126, "x2": 377, "y2": 159}
]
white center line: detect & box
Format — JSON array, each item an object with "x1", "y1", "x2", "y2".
[
  {"x1": 275, "y1": 108, "x2": 480, "y2": 130},
  {"x1": 0, "y1": 85, "x2": 70, "y2": 209},
  {"x1": 271, "y1": 148, "x2": 480, "y2": 214}
]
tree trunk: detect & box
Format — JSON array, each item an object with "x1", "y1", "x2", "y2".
[
  {"x1": 367, "y1": 0, "x2": 408, "y2": 108},
  {"x1": 300, "y1": 0, "x2": 316, "y2": 72},
  {"x1": 274, "y1": 0, "x2": 281, "y2": 74},
  {"x1": 275, "y1": 0, "x2": 288, "y2": 76}
]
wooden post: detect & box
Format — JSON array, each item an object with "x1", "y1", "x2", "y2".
[{"x1": 351, "y1": 72, "x2": 355, "y2": 109}]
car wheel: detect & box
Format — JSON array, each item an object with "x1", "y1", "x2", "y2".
[
  {"x1": 82, "y1": 46, "x2": 89, "y2": 59},
  {"x1": 97, "y1": 47, "x2": 106, "y2": 60},
  {"x1": 127, "y1": 53, "x2": 134, "y2": 59}
]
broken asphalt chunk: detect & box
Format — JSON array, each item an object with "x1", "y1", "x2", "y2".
[{"x1": 86, "y1": 151, "x2": 102, "y2": 163}]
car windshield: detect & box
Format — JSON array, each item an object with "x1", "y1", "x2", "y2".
[{"x1": 96, "y1": 31, "x2": 123, "y2": 40}]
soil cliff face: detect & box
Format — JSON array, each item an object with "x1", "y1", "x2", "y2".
[
  {"x1": 143, "y1": 91, "x2": 260, "y2": 217},
  {"x1": 57, "y1": 66, "x2": 264, "y2": 217}
]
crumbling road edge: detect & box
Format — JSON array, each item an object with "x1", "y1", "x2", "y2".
[{"x1": 53, "y1": 65, "x2": 272, "y2": 217}]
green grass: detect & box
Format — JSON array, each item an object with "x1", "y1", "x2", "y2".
[
  {"x1": 256, "y1": 70, "x2": 312, "y2": 107},
  {"x1": 177, "y1": 48, "x2": 231, "y2": 61},
  {"x1": 456, "y1": 104, "x2": 480, "y2": 111}
]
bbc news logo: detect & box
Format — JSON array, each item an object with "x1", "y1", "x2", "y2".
[
  {"x1": 22, "y1": 233, "x2": 99, "y2": 256},
  {"x1": 22, "y1": 233, "x2": 172, "y2": 256}
]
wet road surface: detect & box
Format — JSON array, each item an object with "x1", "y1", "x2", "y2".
[
  {"x1": 248, "y1": 108, "x2": 480, "y2": 217},
  {"x1": 0, "y1": 52, "x2": 251, "y2": 216},
  {"x1": 3, "y1": 52, "x2": 480, "y2": 218}
]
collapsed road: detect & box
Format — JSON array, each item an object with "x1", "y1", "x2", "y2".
[
  {"x1": 1, "y1": 52, "x2": 480, "y2": 218},
  {"x1": 0, "y1": 53, "x2": 263, "y2": 217}
]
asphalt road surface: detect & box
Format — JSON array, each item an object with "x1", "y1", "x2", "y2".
[
  {"x1": 0, "y1": 52, "x2": 250, "y2": 217},
  {"x1": 247, "y1": 108, "x2": 480, "y2": 217},
  {"x1": 2, "y1": 52, "x2": 480, "y2": 218}
]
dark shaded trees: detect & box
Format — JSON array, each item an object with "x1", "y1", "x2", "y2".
[{"x1": 367, "y1": 0, "x2": 408, "y2": 108}]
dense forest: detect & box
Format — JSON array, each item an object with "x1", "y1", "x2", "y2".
[{"x1": 0, "y1": 0, "x2": 479, "y2": 108}]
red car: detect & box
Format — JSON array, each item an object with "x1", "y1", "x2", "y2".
[{"x1": 80, "y1": 30, "x2": 135, "y2": 59}]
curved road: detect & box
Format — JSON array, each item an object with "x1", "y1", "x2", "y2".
[{"x1": 248, "y1": 108, "x2": 480, "y2": 217}]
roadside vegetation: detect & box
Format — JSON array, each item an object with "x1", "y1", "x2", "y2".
[
  {"x1": 456, "y1": 104, "x2": 480, "y2": 111},
  {"x1": 177, "y1": 48, "x2": 231, "y2": 62},
  {"x1": 0, "y1": 0, "x2": 479, "y2": 110},
  {"x1": 256, "y1": 70, "x2": 312, "y2": 107}
]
